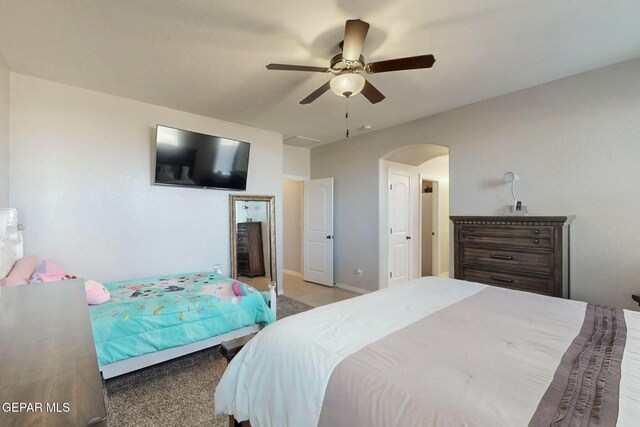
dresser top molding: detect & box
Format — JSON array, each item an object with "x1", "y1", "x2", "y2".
[{"x1": 450, "y1": 216, "x2": 575, "y2": 226}]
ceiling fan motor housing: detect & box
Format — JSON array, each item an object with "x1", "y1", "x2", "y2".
[{"x1": 330, "y1": 53, "x2": 365, "y2": 73}]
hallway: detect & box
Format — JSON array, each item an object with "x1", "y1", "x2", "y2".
[{"x1": 283, "y1": 272, "x2": 359, "y2": 307}]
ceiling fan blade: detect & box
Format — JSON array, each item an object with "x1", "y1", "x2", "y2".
[
  {"x1": 366, "y1": 55, "x2": 436, "y2": 73},
  {"x1": 361, "y1": 80, "x2": 385, "y2": 104},
  {"x1": 300, "y1": 81, "x2": 331, "y2": 104},
  {"x1": 266, "y1": 63, "x2": 330, "y2": 72},
  {"x1": 342, "y1": 19, "x2": 370, "y2": 62}
]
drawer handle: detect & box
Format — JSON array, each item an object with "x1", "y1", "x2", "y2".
[
  {"x1": 533, "y1": 229, "x2": 540, "y2": 234},
  {"x1": 490, "y1": 254, "x2": 513, "y2": 260},
  {"x1": 533, "y1": 239, "x2": 540, "y2": 244},
  {"x1": 467, "y1": 235, "x2": 475, "y2": 240},
  {"x1": 490, "y1": 276, "x2": 513, "y2": 283}
]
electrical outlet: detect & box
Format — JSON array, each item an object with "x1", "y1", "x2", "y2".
[{"x1": 355, "y1": 268, "x2": 363, "y2": 277}]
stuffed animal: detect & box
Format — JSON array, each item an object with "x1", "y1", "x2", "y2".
[
  {"x1": 84, "y1": 280, "x2": 111, "y2": 305},
  {"x1": 232, "y1": 281, "x2": 254, "y2": 297},
  {"x1": 198, "y1": 281, "x2": 240, "y2": 303}
]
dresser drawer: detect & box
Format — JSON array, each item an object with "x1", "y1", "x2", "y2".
[
  {"x1": 460, "y1": 232, "x2": 553, "y2": 248},
  {"x1": 460, "y1": 246, "x2": 554, "y2": 274},
  {"x1": 460, "y1": 225, "x2": 553, "y2": 238},
  {"x1": 461, "y1": 267, "x2": 553, "y2": 295}
]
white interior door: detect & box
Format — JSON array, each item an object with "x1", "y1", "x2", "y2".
[
  {"x1": 388, "y1": 171, "x2": 411, "y2": 286},
  {"x1": 303, "y1": 178, "x2": 334, "y2": 287}
]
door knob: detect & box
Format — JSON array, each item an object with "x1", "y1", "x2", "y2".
[
  {"x1": 406, "y1": 236, "x2": 411, "y2": 240},
  {"x1": 326, "y1": 235, "x2": 333, "y2": 239}
]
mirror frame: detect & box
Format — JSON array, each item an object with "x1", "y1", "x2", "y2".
[{"x1": 229, "y1": 195, "x2": 277, "y2": 289}]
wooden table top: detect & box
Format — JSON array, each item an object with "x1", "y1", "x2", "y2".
[{"x1": 0, "y1": 280, "x2": 107, "y2": 426}]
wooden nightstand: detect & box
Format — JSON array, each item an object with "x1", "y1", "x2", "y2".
[{"x1": 633, "y1": 294, "x2": 640, "y2": 307}]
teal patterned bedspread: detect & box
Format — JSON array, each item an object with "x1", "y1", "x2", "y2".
[{"x1": 89, "y1": 272, "x2": 274, "y2": 366}]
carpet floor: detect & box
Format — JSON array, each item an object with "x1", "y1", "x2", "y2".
[{"x1": 104, "y1": 295, "x2": 312, "y2": 427}]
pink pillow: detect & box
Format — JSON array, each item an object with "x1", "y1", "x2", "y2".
[
  {"x1": 1, "y1": 256, "x2": 39, "y2": 286},
  {"x1": 30, "y1": 260, "x2": 68, "y2": 283},
  {"x1": 84, "y1": 280, "x2": 110, "y2": 305}
]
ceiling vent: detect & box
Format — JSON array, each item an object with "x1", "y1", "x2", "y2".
[{"x1": 284, "y1": 136, "x2": 320, "y2": 147}]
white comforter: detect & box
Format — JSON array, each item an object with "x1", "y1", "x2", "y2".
[{"x1": 215, "y1": 277, "x2": 640, "y2": 426}]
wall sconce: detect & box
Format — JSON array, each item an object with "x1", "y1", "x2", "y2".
[{"x1": 503, "y1": 172, "x2": 527, "y2": 215}]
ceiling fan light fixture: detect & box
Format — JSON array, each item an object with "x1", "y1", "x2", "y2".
[{"x1": 330, "y1": 73, "x2": 365, "y2": 98}]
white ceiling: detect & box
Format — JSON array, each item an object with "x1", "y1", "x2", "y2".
[{"x1": 1, "y1": 1, "x2": 639, "y2": 145}]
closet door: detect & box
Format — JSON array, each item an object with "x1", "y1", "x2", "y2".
[
  {"x1": 388, "y1": 171, "x2": 412, "y2": 286},
  {"x1": 303, "y1": 178, "x2": 334, "y2": 287}
]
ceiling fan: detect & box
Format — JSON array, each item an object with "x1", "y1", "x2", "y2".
[{"x1": 266, "y1": 19, "x2": 436, "y2": 105}]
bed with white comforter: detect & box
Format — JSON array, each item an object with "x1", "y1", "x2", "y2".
[{"x1": 215, "y1": 276, "x2": 640, "y2": 427}]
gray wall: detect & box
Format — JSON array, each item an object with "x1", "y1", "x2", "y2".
[
  {"x1": 0, "y1": 56, "x2": 9, "y2": 206},
  {"x1": 311, "y1": 57, "x2": 640, "y2": 309}
]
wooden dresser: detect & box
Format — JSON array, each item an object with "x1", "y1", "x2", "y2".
[
  {"x1": 451, "y1": 216, "x2": 573, "y2": 298},
  {"x1": 0, "y1": 280, "x2": 107, "y2": 426},
  {"x1": 236, "y1": 222, "x2": 265, "y2": 278}
]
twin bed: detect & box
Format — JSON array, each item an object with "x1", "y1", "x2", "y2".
[{"x1": 93, "y1": 272, "x2": 275, "y2": 378}]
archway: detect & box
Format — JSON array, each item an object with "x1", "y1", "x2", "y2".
[{"x1": 378, "y1": 144, "x2": 450, "y2": 289}]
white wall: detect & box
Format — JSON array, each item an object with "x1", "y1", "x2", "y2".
[
  {"x1": 312, "y1": 58, "x2": 640, "y2": 309},
  {"x1": 0, "y1": 55, "x2": 9, "y2": 207},
  {"x1": 283, "y1": 145, "x2": 310, "y2": 179},
  {"x1": 9, "y1": 74, "x2": 284, "y2": 288},
  {"x1": 418, "y1": 156, "x2": 450, "y2": 276},
  {"x1": 282, "y1": 180, "x2": 303, "y2": 274}
]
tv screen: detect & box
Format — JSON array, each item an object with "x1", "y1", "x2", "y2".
[{"x1": 154, "y1": 125, "x2": 250, "y2": 190}]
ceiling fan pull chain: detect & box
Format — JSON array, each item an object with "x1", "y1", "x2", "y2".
[{"x1": 345, "y1": 97, "x2": 350, "y2": 138}]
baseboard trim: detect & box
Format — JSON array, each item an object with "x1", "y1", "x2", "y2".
[
  {"x1": 283, "y1": 269, "x2": 302, "y2": 277},
  {"x1": 438, "y1": 271, "x2": 450, "y2": 278},
  {"x1": 334, "y1": 282, "x2": 371, "y2": 295}
]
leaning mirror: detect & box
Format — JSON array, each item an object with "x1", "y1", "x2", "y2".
[{"x1": 230, "y1": 195, "x2": 277, "y2": 293}]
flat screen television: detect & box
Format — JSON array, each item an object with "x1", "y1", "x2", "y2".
[{"x1": 154, "y1": 125, "x2": 250, "y2": 190}]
